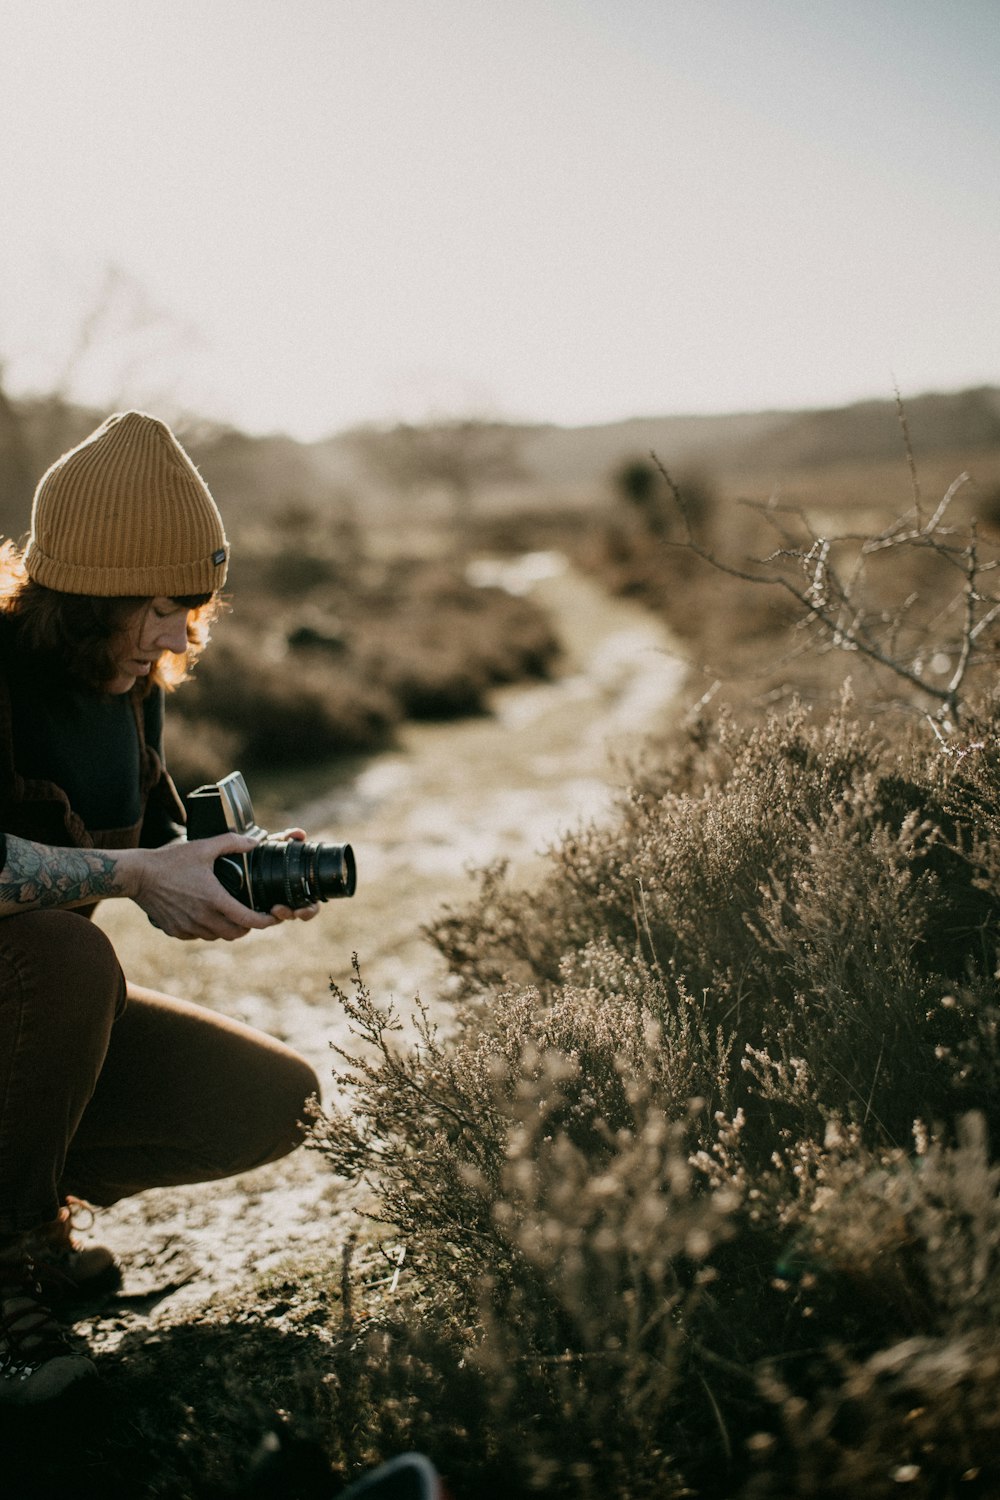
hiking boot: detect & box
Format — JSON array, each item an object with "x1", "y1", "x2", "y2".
[
  {"x1": 0, "y1": 1250, "x2": 96, "y2": 1405},
  {"x1": 21, "y1": 1198, "x2": 122, "y2": 1308}
]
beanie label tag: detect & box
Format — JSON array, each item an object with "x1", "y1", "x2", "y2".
[{"x1": 212, "y1": 548, "x2": 227, "y2": 566}]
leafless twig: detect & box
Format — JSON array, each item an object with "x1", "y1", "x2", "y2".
[{"x1": 650, "y1": 452, "x2": 1000, "y2": 726}]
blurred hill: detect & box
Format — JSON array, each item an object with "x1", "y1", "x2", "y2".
[
  {"x1": 2, "y1": 383, "x2": 999, "y2": 539},
  {"x1": 735, "y1": 385, "x2": 1000, "y2": 470},
  {"x1": 322, "y1": 384, "x2": 1000, "y2": 494},
  {"x1": 284, "y1": 382, "x2": 1000, "y2": 521}
]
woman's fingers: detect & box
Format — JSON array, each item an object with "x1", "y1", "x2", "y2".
[{"x1": 269, "y1": 902, "x2": 321, "y2": 923}]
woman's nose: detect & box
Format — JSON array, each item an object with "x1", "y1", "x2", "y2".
[{"x1": 157, "y1": 612, "x2": 191, "y2": 654}]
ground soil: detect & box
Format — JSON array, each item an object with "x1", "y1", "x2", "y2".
[{"x1": 84, "y1": 552, "x2": 686, "y2": 1360}]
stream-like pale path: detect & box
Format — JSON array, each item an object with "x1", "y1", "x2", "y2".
[{"x1": 89, "y1": 556, "x2": 686, "y2": 1327}]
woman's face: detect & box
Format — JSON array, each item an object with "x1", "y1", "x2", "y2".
[{"x1": 105, "y1": 596, "x2": 192, "y2": 695}]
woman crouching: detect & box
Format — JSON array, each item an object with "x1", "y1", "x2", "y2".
[{"x1": 0, "y1": 411, "x2": 322, "y2": 1405}]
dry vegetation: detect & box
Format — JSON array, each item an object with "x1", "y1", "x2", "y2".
[
  {"x1": 164, "y1": 535, "x2": 561, "y2": 796},
  {"x1": 303, "y1": 691, "x2": 1000, "y2": 1497},
  {"x1": 580, "y1": 430, "x2": 1000, "y2": 725},
  {"x1": 299, "y1": 403, "x2": 1000, "y2": 1498},
  {"x1": 5, "y1": 385, "x2": 1000, "y2": 1496}
]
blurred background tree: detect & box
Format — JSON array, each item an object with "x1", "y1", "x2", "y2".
[{"x1": 346, "y1": 418, "x2": 524, "y2": 525}]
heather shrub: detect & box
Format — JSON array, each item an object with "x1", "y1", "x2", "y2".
[
  {"x1": 291, "y1": 435, "x2": 1000, "y2": 1490},
  {"x1": 317, "y1": 978, "x2": 744, "y2": 1495},
  {"x1": 168, "y1": 634, "x2": 397, "y2": 781},
  {"x1": 315, "y1": 694, "x2": 1000, "y2": 1494},
  {"x1": 430, "y1": 700, "x2": 1000, "y2": 1138},
  {"x1": 164, "y1": 556, "x2": 560, "y2": 789},
  {"x1": 356, "y1": 561, "x2": 560, "y2": 716}
]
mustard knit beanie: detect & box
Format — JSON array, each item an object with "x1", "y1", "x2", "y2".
[{"x1": 24, "y1": 411, "x2": 229, "y2": 597}]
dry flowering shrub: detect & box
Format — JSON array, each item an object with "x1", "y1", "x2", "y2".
[
  {"x1": 315, "y1": 695, "x2": 1000, "y2": 1494},
  {"x1": 770, "y1": 1114, "x2": 1000, "y2": 1341},
  {"x1": 165, "y1": 556, "x2": 560, "y2": 790},
  {"x1": 749, "y1": 1190, "x2": 1000, "y2": 1498},
  {"x1": 746, "y1": 1333, "x2": 1000, "y2": 1498},
  {"x1": 469, "y1": 1089, "x2": 738, "y2": 1498},
  {"x1": 431, "y1": 698, "x2": 1000, "y2": 1147},
  {"x1": 317, "y1": 976, "x2": 748, "y2": 1495}
]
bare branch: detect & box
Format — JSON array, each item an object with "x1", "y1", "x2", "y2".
[{"x1": 650, "y1": 451, "x2": 1000, "y2": 724}]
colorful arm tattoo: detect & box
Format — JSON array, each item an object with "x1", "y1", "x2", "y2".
[{"x1": 0, "y1": 836, "x2": 124, "y2": 913}]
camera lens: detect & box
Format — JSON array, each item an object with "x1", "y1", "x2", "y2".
[
  {"x1": 311, "y1": 840, "x2": 356, "y2": 900},
  {"x1": 246, "y1": 839, "x2": 356, "y2": 911}
]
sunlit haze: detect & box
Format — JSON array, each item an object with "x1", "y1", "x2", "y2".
[{"x1": 1, "y1": 0, "x2": 997, "y2": 440}]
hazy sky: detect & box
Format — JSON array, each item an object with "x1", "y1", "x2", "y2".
[{"x1": 1, "y1": 0, "x2": 997, "y2": 440}]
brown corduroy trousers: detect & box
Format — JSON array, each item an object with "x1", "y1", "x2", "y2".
[{"x1": 0, "y1": 909, "x2": 321, "y2": 1236}]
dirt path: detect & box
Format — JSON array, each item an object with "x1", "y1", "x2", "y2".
[{"x1": 88, "y1": 555, "x2": 686, "y2": 1336}]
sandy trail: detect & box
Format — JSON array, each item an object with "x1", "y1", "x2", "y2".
[{"x1": 88, "y1": 555, "x2": 685, "y2": 1329}]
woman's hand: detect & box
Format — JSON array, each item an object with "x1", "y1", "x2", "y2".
[{"x1": 115, "y1": 835, "x2": 284, "y2": 941}]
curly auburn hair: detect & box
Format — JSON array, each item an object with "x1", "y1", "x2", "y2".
[{"x1": 0, "y1": 541, "x2": 220, "y2": 693}]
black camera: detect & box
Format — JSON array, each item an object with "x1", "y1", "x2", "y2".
[{"x1": 186, "y1": 771, "x2": 356, "y2": 913}]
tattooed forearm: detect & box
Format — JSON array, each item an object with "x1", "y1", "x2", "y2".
[{"x1": 0, "y1": 836, "x2": 125, "y2": 915}]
